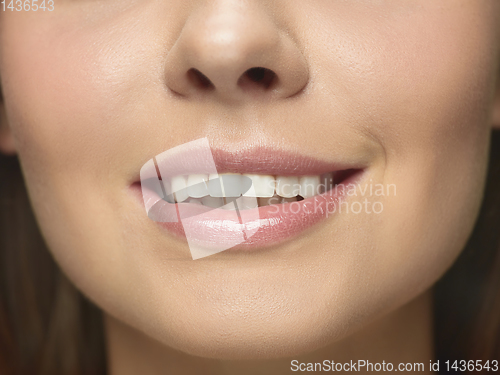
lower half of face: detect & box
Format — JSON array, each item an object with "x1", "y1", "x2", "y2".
[{"x1": 0, "y1": 0, "x2": 498, "y2": 359}]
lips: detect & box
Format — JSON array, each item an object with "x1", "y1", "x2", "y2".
[
  {"x1": 131, "y1": 138, "x2": 366, "y2": 259},
  {"x1": 137, "y1": 139, "x2": 356, "y2": 178}
]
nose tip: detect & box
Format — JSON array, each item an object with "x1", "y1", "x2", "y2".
[{"x1": 164, "y1": 3, "x2": 309, "y2": 104}]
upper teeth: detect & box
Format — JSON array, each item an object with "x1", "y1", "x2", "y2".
[{"x1": 165, "y1": 173, "x2": 334, "y2": 203}]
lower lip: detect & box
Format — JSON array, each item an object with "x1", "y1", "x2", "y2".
[{"x1": 131, "y1": 170, "x2": 364, "y2": 252}]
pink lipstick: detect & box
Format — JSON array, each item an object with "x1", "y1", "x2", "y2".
[{"x1": 130, "y1": 138, "x2": 366, "y2": 259}]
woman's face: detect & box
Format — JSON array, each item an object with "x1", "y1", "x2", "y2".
[{"x1": 1, "y1": 0, "x2": 499, "y2": 359}]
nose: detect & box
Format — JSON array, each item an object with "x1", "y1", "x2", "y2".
[{"x1": 164, "y1": 1, "x2": 309, "y2": 104}]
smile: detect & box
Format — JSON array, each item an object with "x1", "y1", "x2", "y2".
[
  {"x1": 130, "y1": 138, "x2": 367, "y2": 258},
  {"x1": 157, "y1": 171, "x2": 344, "y2": 208}
]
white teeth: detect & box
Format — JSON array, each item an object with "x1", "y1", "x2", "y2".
[
  {"x1": 171, "y1": 176, "x2": 189, "y2": 203},
  {"x1": 275, "y1": 176, "x2": 300, "y2": 198},
  {"x1": 187, "y1": 174, "x2": 209, "y2": 198},
  {"x1": 187, "y1": 198, "x2": 202, "y2": 205},
  {"x1": 168, "y1": 172, "x2": 336, "y2": 205},
  {"x1": 237, "y1": 196, "x2": 259, "y2": 210},
  {"x1": 222, "y1": 197, "x2": 238, "y2": 210},
  {"x1": 242, "y1": 174, "x2": 275, "y2": 197},
  {"x1": 208, "y1": 173, "x2": 243, "y2": 197},
  {"x1": 208, "y1": 174, "x2": 223, "y2": 197},
  {"x1": 160, "y1": 180, "x2": 175, "y2": 203},
  {"x1": 224, "y1": 197, "x2": 259, "y2": 210},
  {"x1": 201, "y1": 196, "x2": 224, "y2": 208},
  {"x1": 299, "y1": 176, "x2": 321, "y2": 199},
  {"x1": 221, "y1": 173, "x2": 243, "y2": 197}
]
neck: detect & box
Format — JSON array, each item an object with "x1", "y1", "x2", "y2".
[{"x1": 104, "y1": 289, "x2": 435, "y2": 375}]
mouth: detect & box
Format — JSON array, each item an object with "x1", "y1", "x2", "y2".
[
  {"x1": 143, "y1": 169, "x2": 358, "y2": 207},
  {"x1": 129, "y1": 139, "x2": 367, "y2": 258}
]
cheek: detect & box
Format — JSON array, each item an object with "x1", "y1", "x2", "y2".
[
  {"x1": 303, "y1": 3, "x2": 497, "y2": 215},
  {"x1": 309, "y1": 2, "x2": 498, "y2": 144},
  {"x1": 0, "y1": 10, "x2": 174, "y2": 261},
  {"x1": 302, "y1": 2, "x2": 497, "y2": 303},
  {"x1": 1, "y1": 13, "x2": 139, "y2": 169},
  {"x1": 376, "y1": 5, "x2": 496, "y2": 266},
  {"x1": 381, "y1": 12, "x2": 495, "y2": 297},
  {"x1": 0, "y1": 4, "x2": 182, "y2": 184},
  {"x1": 0, "y1": 12, "x2": 165, "y2": 289}
]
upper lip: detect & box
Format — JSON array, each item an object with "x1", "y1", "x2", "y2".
[{"x1": 134, "y1": 139, "x2": 366, "y2": 183}]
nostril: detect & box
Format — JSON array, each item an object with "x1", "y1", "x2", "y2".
[
  {"x1": 186, "y1": 67, "x2": 278, "y2": 94},
  {"x1": 187, "y1": 68, "x2": 214, "y2": 90},
  {"x1": 240, "y1": 67, "x2": 276, "y2": 90},
  {"x1": 246, "y1": 67, "x2": 267, "y2": 82}
]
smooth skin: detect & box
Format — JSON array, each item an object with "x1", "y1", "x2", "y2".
[{"x1": 1, "y1": 1, "x2": 500, "y2": 374}]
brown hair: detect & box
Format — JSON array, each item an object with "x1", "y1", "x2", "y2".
[
  {"x1": 0, "y1": 154, "x2": 106, "y2": 374},
  {"x1": 434, "y1": 130, "x2": 500, "y2": 365},
  {"x1": 0, "y1": 132, "x2": 499, "y2": 374}
]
